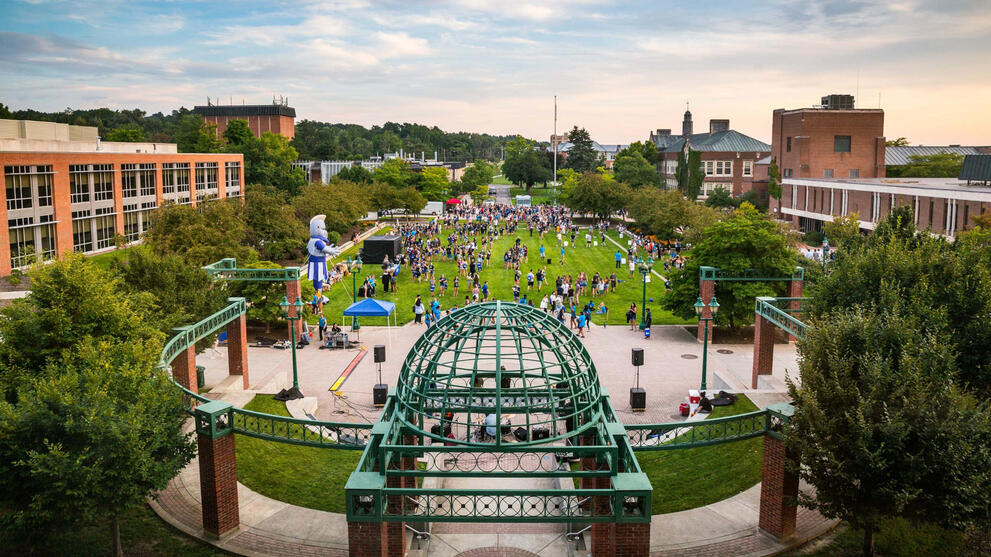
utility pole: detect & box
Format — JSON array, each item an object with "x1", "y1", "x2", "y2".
[{"x1": 553, "y1": 95, "x2": 558, "y2": 186}]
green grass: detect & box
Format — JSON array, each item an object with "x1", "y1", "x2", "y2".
[
  {"x1": 317, "y1": 222, "x2": 694, "y2": 327},
  {"x1": 636, "y1": 395, "x2": 764, "y2": 514},
  {"x1": 88, "y1": 244, "x2": 145, "y2": 269},
  {"x1": 509, "y1": 186, "x2": 556, "y2": 205},
  {"x1": 490, "y1": 174, "x2": 514, "y2": 185},
  {"x1": 0, "y1": 504, "x2": 226, "y2": 556},
  {"x1": 234, "y1": 395, "x2": 362, "y2": 513},
  {"x1": 784, "y1": 517, "x2": 966, "y2": 557}
]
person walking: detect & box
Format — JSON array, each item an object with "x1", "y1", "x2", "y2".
[{"x1": 413, "y1": 295, "x2": 426, "y2": 325}]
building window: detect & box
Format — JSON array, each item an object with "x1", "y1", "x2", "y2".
[
  {"x1": 225, "y1": 162, "x2": 241, "y2": 195},
  {"x1": 95, "y1": 215, "x2": 116, "y2": 249},
  {"x1": 743, "y1": 161, "x2": 753, "y2": 177},
  {"x1": 9, "y1": 223, "x2": 56, "y2": 268},
  {"x1": 195, "y1": 162, "x2": 218, "y2": 192},
  {"x1": 834, "y1": 135, "x2": 852, "y2": 153},
  {"x1": 124, "y1": 212, "x2": 140, "y2": 242},
  {"x1": 139, "y1": 163, "x2": 156, "y2": 196},
  {"x1": 73, "y1": 219, "x2": 93, "y2": 253},
  {"x1": 714, "y1": 161, "x2": 732, "y2": 176},
  {"x1": 824, "y1": 169, "x2": 834, "y2": 178},
  {"x1": 783, "y1": 168, "x2": 793, "y2": 178},
  {"x1": 5, "y1": 172, "x2": 33, "y2": 211},
  {"x1": 929, "y1": 200, "x2": 935, "y2": 229},
  {"x1": 786, "y1": 137, "x2": 792, "y2": 152},
  {"x1": 4, "y1": 165, "x2": 54, "y2": 211},
  {"x1": 162, "y1": 162, "x2": 190, "y2": 194},
  {"x1": 122, "y1": 164, "x2": 138, "y2": 198},
  {"x1": 70, "y1": 171, "x2": 90, "y2": 203},
  {"x1": 703, "y1": 161, "x2": 714, "y2": 176},
  {"x1": 93, "y1": 165, "x2": 114, "y2": 201},
  {"x1": 849, "y1": 169, "x2": 859, "y2": 178}
]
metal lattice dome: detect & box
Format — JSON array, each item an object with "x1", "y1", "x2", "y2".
[{"x1": 396, "y1": 301, "x2": 603, "y2": 447}]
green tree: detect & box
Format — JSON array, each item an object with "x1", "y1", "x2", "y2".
[
  {"x1": 893, "y1": 153, "x2": 964, "y2": 178},
  {"x1": 174, "y1": 113, "x2": 221, "y2": 153},
  {"x1": 222, "y1": 118, "x2": 254, "y2": 147},
  {"x1": 228, "y1": 262, "x2": 315, "y2": 331},
  {"x1": 373, "y1": 158, "x2": 414, "y2": 188},
  {"x1": 885, "y1": 137, "x2": 910, "y2": 146},
  {"x1": 704, "y1": 186, "x2": 737, "y2": 209},
  {"x1": 105, "y1": 124, "x2": 145, "y2": 142},
  {"x1": 563, "y1": 126, "x2": 601, "y2": 173},
  {"x1": 235, "y1": 131, "x2": 307, "y2": 195},
  {"x1": 767, "y1": 158, "x2": 782, "y2": 201},
  {"x1": 144, "y1": 199, "x2": 257, "y2": 267},
  {"x1": 336, "y1": 164, "x2": 373, "y2": 184},
  {"x1": 823, "y1": 213, "x2": 862, "y2": 248},
  {"x1": 397, "y1": 186, "x2": 427, "y2": 215},
  {"x1": 613, "y1": 150, "x2": 661, "y2": 188},
  {"x1": 502, "y1": 136, "x2": 550, "y2": 189},
  {"x1": 461, "y1": 160, "x2": 495, "y2": 189},
  {"x1": 0, "y1": 102, "x2": 11, "y2": 118},
  {"x1": 416, "y1": 166, "x2": 451, "y2": 200},
  {"x1": 242, "y1": 184, "x2": 308, "y2": 260},
  {"x1": 564, "y1": 172, "x2": 631, "y2": 219},
  {"x1": 787, "y1": 304, "x2": 991, "y2": 556},
  {"x1": 618, "y1": 141, "x2": 658, "y2": 165},
  {"x1": 366, "y1": 181, "x2": 402, "y2": 215},
  {"x1": 291, "y1": 182, "x2": 368, "y2": 244},
  {"x1": 676, "y1": 148, "x2": 704, "y2": 199},
  {"x1": 664, "y1": 204, "x2": 795, "y2": 328}
]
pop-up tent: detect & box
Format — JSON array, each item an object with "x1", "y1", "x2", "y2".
[{"x1": 343, "y1": 298, "x2": 397, "y2": 346}]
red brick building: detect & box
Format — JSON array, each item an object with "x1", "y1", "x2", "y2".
[
  {"x1": 0, "y1": 120, "x2": 243, "y2": 276},
  {"x1": 194, "y1": 102, "x2": 296, "y2": 140}
]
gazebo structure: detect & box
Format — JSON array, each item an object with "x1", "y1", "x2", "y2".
[{"x1": 345, "y1": 301, "x2": 652, "y2": 556}]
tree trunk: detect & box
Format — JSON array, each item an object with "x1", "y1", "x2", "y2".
[
  {"x1": 112, "y1": 514, "x2": 123, "y2": 557},
  {"x1": 862, "y1": 526, "x2": 875, "y2": 557}
]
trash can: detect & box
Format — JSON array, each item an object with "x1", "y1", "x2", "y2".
[{"x1": 196, "y1": 365, "x2": 206, "y2": 389}]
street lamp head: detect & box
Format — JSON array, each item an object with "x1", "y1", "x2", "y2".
[
  {"x1": 709, "y1": 297, "x2": 720, "y2": 315},
  {"x1": 294, "y1": 298, "x2": 305, "y2": 312},
  {"x1": 694, "y1": 297, "x2": 705, "y2": 316},
  {"x1": 279, "y1": 296, "x2": 290, "y2": 318}
]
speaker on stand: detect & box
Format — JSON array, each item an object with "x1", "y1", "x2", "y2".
[
  {"x1": 630, "y1": 347, "x2": 646, "y2": 411},
  {"x1": 373, "y1": 345, "x2": 387, "y2": 407}
]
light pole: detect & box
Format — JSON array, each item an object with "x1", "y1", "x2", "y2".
[
  {"x1": 346, "y1": 256, "x2": 363, "y2": 330},
  {"x1": 694, "y1": 296, "x2": 720, "y2": 391},
  {"x1": 279, "y1": 295, "x2": 306, "y2": 400},
  {"x1": 638, "y1": 256, "x2": 654, "y2": 330}
]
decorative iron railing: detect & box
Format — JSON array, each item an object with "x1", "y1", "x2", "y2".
[
  {"x1": 626, "y1": 409, "x2": 770, "y2": 450},
  {"x1": 699, "y1": 265, "x2": 805, "y2": 282},
  {"x1": 202, "y1": 257, "x2": 300, "y2": 282},
  {"x1": 755, "y1": 296, "x2": 809, "y2": 340}
]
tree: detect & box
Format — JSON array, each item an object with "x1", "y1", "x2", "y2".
[
  {"x1": 461, "y1": 160, "x2": 495, "y2": 190},
  {"x1": 885, "y1": 137, "x2": 910, "y2": 146},
  {"x1": 174, "y1": 113, "x2": 221, "y2": 153},
  {"x1": 223, "y1": 118, "x2": 254, "y2": 147},
  {"x1": 366, "y1": 181, "x2": 402, "y2": 215},
  {"x1": 242, "y1": 185, "x2": 308, "y2": 260},
  {"x1": 144, "y1": 199, "x2": 257, "y2": 267},
  {"x1": 704, "y1": 186, "x2": 737, "y2": 209},
  {"x1": 823, "y1": 212, "x2": 862, "y2": 248},
  {"x1": 676, "y1": 148, "x2": 704, "y2": 199},
  {"x1": 563, "y1": 126, "x2": 601, "y2": 173},
  {"x1": 502, "y1": 136, "x2": 550, "y2": 190},
  {"x1": 613, "y1": 151, "x2": 661, "y2": 188},
  {"x1": 663, "y1": 204, "x2": 795, "y2": 328},
  {"x1": 787, "y1": 303, "x2": 991, "y2": 556},
  {"x1": 618, "y1": 141, "x2": 658, "y2": 165},
  {"x1": 105, "y1": 124, "x2": 145, "y2": 142},
  {"x1": 397, "y1": 186, "x2": 427, "y2": 215},
  {"x1": 767, "y1": 157, "x2": 782, "y2": 201},
  {"x1": 890, "y1": 153, "x2": 964, "y2": 178},
  {"x1": 291, "y1": 182, "x2": 368, "y2": 244},
  {"x1": 336, "y1": 164, "x2": 373, "y2": 184},
  {"x1": 563, "y1": 172, "x2": 631, "y2": 219},
  {"x1": 228, "y1": 261, "x2": 315, "y2": 330},
  {"x1": 373, "y1": 158, "x2": 414, "y2": 188},
  {"x1": 233, "y1": 131, "x2": 307, "y2": 195},
  {"x1": 416, "y1": 166, "x2": 450, "y2": 200},
  {"x1": 0, "y1": 102, "x2": 11, "y2": 118}
]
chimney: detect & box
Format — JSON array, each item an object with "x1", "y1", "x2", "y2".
[{"x1": 709, "y1": 119, "x2": 729, "y2": 134}]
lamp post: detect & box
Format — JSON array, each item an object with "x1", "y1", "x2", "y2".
[
  {"x1": 638, "y1": 256, "x2": 654, "y2": 330},
  {"x1": 279, "y1": 295, "x2": 306, "y2": 400},
  {"x1": 346, "y1": 256, "x2": 363, "y2": 330},
  {"x1": 694, "y1": 296, "x2": 720, "y2": 391}
]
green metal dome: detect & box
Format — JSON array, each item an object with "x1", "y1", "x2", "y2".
[{"x1": 396, "y1": 301, "x2": 604, "y2": 447}]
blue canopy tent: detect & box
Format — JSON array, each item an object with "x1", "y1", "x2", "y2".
[{"x1": 342, "y1": 298, "x2": 397, "y2": 346}]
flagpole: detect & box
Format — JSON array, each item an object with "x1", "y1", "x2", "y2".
[{"x1": 553, "y1": 95, "x2": 558, "y2": 201}]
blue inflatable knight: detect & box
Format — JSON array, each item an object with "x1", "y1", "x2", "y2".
[{"x1": 307, "y1": 214, "x2": 341, "y2": 291}]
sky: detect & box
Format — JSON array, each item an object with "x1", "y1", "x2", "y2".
[{"x1": 1, "y1": 0, "x2": 990, "y2": 145}]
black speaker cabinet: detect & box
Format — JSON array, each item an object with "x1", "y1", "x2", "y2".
[
  {"x1": 374, "y1": 345, "x2": 386, "y2": 363},
  {"x1": 532, "y1": 427, "x2": 550, "y2": 440},
  {"x1": 632, "y1": 347, "x2": 644, "y2": 367},
  {"x1": 373, "y1": 384, "x2": 388, "y2": 407},
  {"x1": 630, "y1": 387, "x2": 646, "y2": 412},
  {"x1": 513, "y1": 427, "x2": 529, "y2": 441}
]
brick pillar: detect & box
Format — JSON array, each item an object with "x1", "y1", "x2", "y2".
[
  {"x1": 697, "y1": 278, "x2": 714, "y2": 342},
  {"x1": 348, "y1": 521, "x2": 386, "y2": 557},
  {"x1": 614, "y1": 522, "x2": 650, "y2": 557},
  {"x1": 197, "y1": 432, "x2": 239, "y2": 537},
  {"x1": 171, "y1": 345, "x2": 197, "y2": 394},
  {"x1": 385, "y1": 474, "x2": 406, "y2": 557},
  {"x1": 590, "y1": 474, "x2": 614, "y2": 556},
  {"x1": 285, "y1": 279, "x2": 304, "y2": 338},
  {"x1": 579, "y1": 435, "x2": 596, "y2": 512},
  {"x1": 787, "y1": 279, "x2": 804, "y2": 342},
  {"x1": 752, "y1": 314, "x2": 775, "y2": 389},
  {"x1": 226, "y1": 313, "x2": 249, "y2": 389},
  {"x1": 759, "y1": 435, "x2": 800, "y2": 540}
]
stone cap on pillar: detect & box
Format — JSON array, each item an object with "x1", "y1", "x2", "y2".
[
  {"x1": 767, "y1": 402, "x2": 795, "y2": 439},
  {"x1": 195, "y1": 400, "x2": 234, "y2": 439},
  {"x1": 612, "y1": 472, "x2": 652, "y2": 522}
]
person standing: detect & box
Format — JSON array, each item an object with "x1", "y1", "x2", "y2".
[
  {"x1": 413, "y1": 295, "x2": 426, "y2": 325},
  {"x1": 615, "y1": 250, "x2": 622, "y2": 268},
  {"x1": 318, "y1": 313, "x2": 327, "y2": 341}
]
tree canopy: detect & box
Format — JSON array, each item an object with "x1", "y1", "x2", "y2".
[
  {"x1": 613, "y1": 150, "x2": 661, "y2": 188},
  {"x1": 887, "y1": 152, "x2": 965, "y2": 178},
  {"x1": 563, "y1": 172, "x2": 631, "y2": 219},
  {"x1": 502, "y1": 136, "x2": 550, "y2": 189},
  {"x1": 563, "y1": 126, "x2": 601, "y2": 174},
  {"x1": 461, "y1": 160, "x2": 495, "y2": 190},
  {"x1": 676, "y1": 148, "x2": 704, "y2": 199}
]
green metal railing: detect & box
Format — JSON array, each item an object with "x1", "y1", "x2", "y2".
[
  {"x1": 626, "y1": 404, "x2": 794, "y2": 451},
  {"x1": 755, "y1": 296, "x2": 809, "y2": 340},
  {"x1": 202, "y1": 257, "x2": 300, "y2": 282},
  {"x1": 699, "y1": 265, "x2": 805, "y2": 282}
]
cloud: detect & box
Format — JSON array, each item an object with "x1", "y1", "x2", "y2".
[{"x1": 374, "y1": 32, "x2": 432, "y2": 57}]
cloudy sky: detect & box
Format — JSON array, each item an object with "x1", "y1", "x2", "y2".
[{"x1": 1, "y1": 0, "x2": 989, "y2": 145}]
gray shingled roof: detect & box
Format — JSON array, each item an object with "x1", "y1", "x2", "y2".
[
  {"x1": 885, "y1": 145, "x2": 981, "y2": 166},
  {"x1": 658, "y1": 129, "x2": 770, "y2": 153}
]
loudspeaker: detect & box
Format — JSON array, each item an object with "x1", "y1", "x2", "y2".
[
  {"x1": 632, "y1": 347, "x2": 644, "y2": 367},
  {"x1": 547, "y1": 258, "x2": 552, "y2": 264},
  {"x1": 373, "y1": 384, "x2": 388, "y2": 407},
  {"x1": 500, "y1": 376, "x2": 511, "y2": 389},
  {"x1": 630, "y1": 387, "x2": 646, "y2": 412},
  {"x1": 514, "y1": 427, "x2": 529, "y2": 441},
  {"x1": 374, "y1": 345, "x2": 386, "y2": 363},
  {"x1": 532, "y1": 427, "x2": 550, "y2": 440}
]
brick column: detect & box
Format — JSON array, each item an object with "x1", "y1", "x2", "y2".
[
  {"x1": 759, "y1": 435, "x2": 800, "y2": 540},
  {"x1": 226, "y1": 313, "x2": 249, "y2": 389},
  {"x1": 614, "y1": 522, "x2": 650, "y2": 557},
  {"x1": 787, "y1": 279, "x2": 804, "y2": 342},
  {"x1": 348, "y1": 521, "x2": 386, "y2": 557},
  {"x1": 697, "y1": 278, "x2": 714, "y2": 342},
  {"x1": 752, "y1": 314, "x2": 775, "y2": 388},
  {"x1": 285, "y1": 279, "x2": 304, "y2": 338},
  {"x1": 197, "y1": 432, "x2": 239, "y2": 537},
  {"x1": 171, "y1": 345, "x2": 197, "y2": 394},
  {"x1": 385, "y1": 474, "x2": 406, "y2": 557}
]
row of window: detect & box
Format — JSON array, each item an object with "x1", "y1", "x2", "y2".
[
  {"x1": 6, "y1": 165, "x2": 54, "y2": 211},
  {"x1": 782, "y1": 168, "x2": 860, "y2": 178},
  {"x1": 701, "y1": 160, "x2": 754, "y2": 177},
  {"x1": 786, "y1": 135, "x2": 852, "y2": 153}
]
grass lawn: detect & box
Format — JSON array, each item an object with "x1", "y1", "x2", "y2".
[
  {"x1": 0, "y1": 504, "x2": 226, "y2": 556},
  {"x1": 784, "y1": 517, "x2": 966, "y2": 557},
  {"x1": 88, "y1": 244, "x2": 145, "y2": 270},
  {"x1": 234, "y1": 395, "x2": 362, "y2": 513},
  {"x1": 316, "y1": 222, "x2": 694, "y2": 327},
  {"x1": 636, "y1": 395, "x2": 764, "y2": 514},
  {"x1": 490, "y1": 174, "x2": 513, "y2": 185},
  {"x1": 509, "y1": 186, "x2": 557, "y2": 205}
]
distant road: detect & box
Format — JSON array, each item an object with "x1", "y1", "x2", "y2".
[{"x1": 489, "y1": 184, "x2": 511, "y2": 204}]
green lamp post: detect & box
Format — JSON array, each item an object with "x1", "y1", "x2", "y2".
[
  {"x1": 347, "y1": 256, "x2": 363, "y2": 330},
  {"x1": 694, "y1": 296, "x2": 720, "y2": 391},
  {"x1": 279, "y1": 295, "x2": 306, "y2": 399},
  {"x1": 638, "y1": 256, "x2": 654, "y2": 330}
]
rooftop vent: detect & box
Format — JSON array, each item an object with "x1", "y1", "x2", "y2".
[{"x1": 821, "y1": 94, "x2": 855, "y2": 110}]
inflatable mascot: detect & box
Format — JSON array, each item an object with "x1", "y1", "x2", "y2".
[{"x1": 307, "y1": 214, "x2": 342, "y2": 292}]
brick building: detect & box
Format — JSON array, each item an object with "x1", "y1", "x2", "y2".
[
  {"x1": 0, "y1": 120, "x2": 243, "y2": 276},
  {"x1": 650, "y1": 110, "x2": 770, "y2": 198},
  {"x1": 193, "y1": 100, "x2": 296, "y2": 140}
]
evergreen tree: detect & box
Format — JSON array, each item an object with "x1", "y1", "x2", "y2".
[{"x1": 563, "y1": 126, "x2": 601, "y2": 173}]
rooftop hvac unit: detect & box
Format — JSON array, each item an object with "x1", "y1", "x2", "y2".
[{"x1": 821, "y1": 94, "x2": 855, "y2": 110}]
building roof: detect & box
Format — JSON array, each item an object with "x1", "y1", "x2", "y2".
[
  {"x1": 657, "y1": 129, "x2": 770, "y2": 154},
  {"x1": 885, "y1": 145, "x2": 983, "y2": 166},
  {"x1": 756, "y1": 155, "x2": 772, "y2": 165},
  {"x1": 555, "y1": 141, "x2": 628, "y2": 156},
  {"x1": 959, "y1": 154, "x2": 991, "y2": 183},
  {"x1": 193, "y1": 104, "x2": 296, "y2": 118}
]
